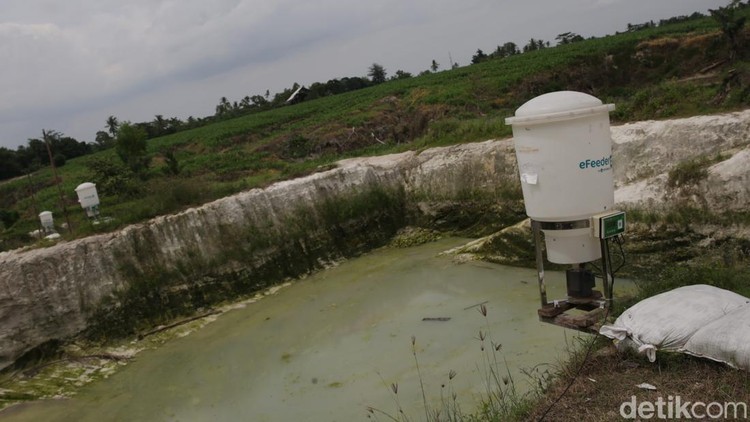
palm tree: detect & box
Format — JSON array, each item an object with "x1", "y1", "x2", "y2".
[
  {"x1": 215, "y1": 97, "x2": 230, "y2": 116},
  {"x1": 106, "y1": 115, "x2": 119, "y2": 137},
  {"x1": 153, "y1": 115, "x2": 167, "y2": 135}
]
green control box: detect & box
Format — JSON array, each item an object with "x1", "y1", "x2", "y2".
[{"x1": 592, "y1": 211, "x2": 626, "y2": 239}]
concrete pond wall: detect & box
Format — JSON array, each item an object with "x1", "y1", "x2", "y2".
[{"x1": 1, "y1": 109, "x2": 749, "y2": 370}]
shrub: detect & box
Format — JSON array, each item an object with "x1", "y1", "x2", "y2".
[
  {"x1": 284, "y1": 135, "x2": 311, "y2": 159},
  {"x1": 667, "y1": 157, "x2": 709, "y2": 188},
  {"x1": 116, "y1": 122, "x2": 150, "y2": 174},
  {"x1": 52, "y1": 153, "x2": 66, "y2": 168},
  {"x1": 86, "y1": 157, "x2": 142, "y2": 197},
  {"x1": 0, "y1": 209, "x2": 20, "y2": 229}
]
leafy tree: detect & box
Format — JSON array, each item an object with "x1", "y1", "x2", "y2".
[
  {"x1": 52, "y1": 153, "x2": 66, "y2": 167},
  {"x1": 626, "y1": 21, "x2": 655, "y2": 32},
  {"x1": 431, "y1": 60, "x2": 439, "y2": 72},
  {"x1": 710, "y1": 0, "x2": 747, "y2": 62},
  {"x1": 240, "y1": 96, "x2": 251, "y2": 109},
  {"x1": 492, "y1": 42, "x2": 519, "y2": 58},
  {"x1": 54, "y1": 134, "x2": 91, "y2": 158},
  {"x1": 555, "y1": 32, "x2": 584, "y2": 45},
  {"x1": 86, "y1": 157, "x2": 140, "y2": 197},
  {"x1": 115, "y1": 122, "x2": 150, "y2": 174},
  {"x1": 368, "y1": 63, "x2": 387, "y2": 84},
  {"x1": 215, "y1": 96, "x2": 231, "y2": 117},
  {"x1": 0, "y1": 147, "x2": 23, "y2": 180},
  {"x1": 17, "y1": 131, "x2": 90, "y2": 168},
  {"x1": 20, "y1": 138, "x2": 50, "y2": 167},
  {"x1": 95, "y1": 131, "x2": 115, "y2": 150},
  {"x1": 391, "y1": 70, "x2": 413, "y2": 80},
  {"x1": 106, "y1": 115, "x2": 119, "y2": 137},
  {"x1": 250, "y1": 94, "x2": 269, "y2": 107},
  {"x1": 523, "y1": 38, "x2": 547, "y2": 52},
  {"x1": 167, "y1": 117, "x2": 182, "y2": 133},
  {"x1": 152, "y1": 115, "x2": 167, "y2": 137},
  {"x1": 339, "y1": 77, "x2": 370, "y2": 91},
  {"x1": 471, "y1": 49, "x2": 488, "y2": 64},
  {"x1": 308, "y1": 76, "x2": 372, "y2": 99}
]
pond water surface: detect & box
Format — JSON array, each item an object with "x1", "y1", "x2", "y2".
[{"x1": 1, "y1": 238, "x2": 630, "y2": 421}]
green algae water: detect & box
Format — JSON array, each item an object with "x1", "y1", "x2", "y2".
[{"x1": 1, "y1": 238, "x2": 630, "y2": 421}]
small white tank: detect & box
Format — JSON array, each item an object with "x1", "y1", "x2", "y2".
[
  {"x1": 39, "y1": 211, "x2": 54, "y2": 233},
  {"x1": 505, "y1": 91, "x2": 616, "y2": 264},
  {"x1": 75, "y1": 182, "x2": 100, "y2": 218}
]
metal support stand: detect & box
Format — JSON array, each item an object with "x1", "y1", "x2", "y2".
[
  {"x1": 532, "y1": 220, "x2": 548, "y2": 308},
  {"x1": 600, "y1": 237, "x2": 614, "y2": 306},
  {"x1": 533, "y1": 219, "x2": 616, "y2": 334}
]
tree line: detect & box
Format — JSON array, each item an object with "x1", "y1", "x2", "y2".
[{"x1": 0, "y1": 132, "x2": 91, "y2": 180}]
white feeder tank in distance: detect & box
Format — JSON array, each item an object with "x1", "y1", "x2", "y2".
[
  {"x1": 39, "y1": 211, "x2": 54, "y2": 233},
  {"x1": 75, "y1": 182, "x2": 100, "y2": 218},
  {"x1": 505, "y1": 91, "x2": 615, "y2": 264}
]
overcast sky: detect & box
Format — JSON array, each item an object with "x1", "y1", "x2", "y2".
[{"x1": 0, "y1": 0, "x2": 728, "y2": 149}]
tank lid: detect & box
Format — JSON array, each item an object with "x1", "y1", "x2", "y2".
[
  {"x1": 39, "y1": 211, "x2": 52, "y2": 217},
  {"x1": 75, "y1": 182, "x2": 96, "y2": 192},
  {"x1": 505, "y1": 91, "x2": 614, "y2": 126}
]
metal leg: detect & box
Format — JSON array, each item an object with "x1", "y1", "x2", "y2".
[
  {"x1": 600, "y1": 238, "x2": 614, "y2": 305},
  {"x1": 532, "y1": 220, "x2": 548, "y2": 307}
]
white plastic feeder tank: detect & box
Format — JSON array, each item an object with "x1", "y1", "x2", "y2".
[
  {"x1": 39, "y1": 211, "x2": 54, "y2": 233},
  {"x1": 505, "y1": 91, "x2": 615, "y2": 264},
  {"x1": 75, "y1": 182, "x2": 100, "y2": 218}
]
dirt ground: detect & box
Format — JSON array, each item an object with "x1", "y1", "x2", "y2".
[{"x1": 526, "y1": 344, "x2": 750, "y2": 421}]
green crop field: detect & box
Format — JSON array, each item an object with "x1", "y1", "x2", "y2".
[{"x1": 1, "y1": 11, "x2": 749, "y2": 251}]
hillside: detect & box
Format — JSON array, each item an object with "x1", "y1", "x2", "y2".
[{"x1": 1, "y1": 11, "x2": 749, "y2": 252}]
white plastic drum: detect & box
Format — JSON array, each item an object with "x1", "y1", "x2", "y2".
[{"x1": 506, "y1": 91, "x2": 616, "y2": 264}]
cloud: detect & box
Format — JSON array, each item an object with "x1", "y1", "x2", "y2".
[
  {"x1": 0, "y1": 0, "x2": 424, "y2": 120},
  {"x1": 0, "y1": 0, "x2": 727, "y2": 148}
]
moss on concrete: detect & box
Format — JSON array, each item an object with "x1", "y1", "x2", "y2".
[{"x1": 388, "y1": 226, "x2": 442, "y2": 248}]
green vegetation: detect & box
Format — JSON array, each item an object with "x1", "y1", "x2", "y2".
[
  {"x1": 665, "y1": 153, "x2": 729, "y2": 189},
  {"x1": 2, "y1": 10, "x2": 749, "y2": 252},
  {"x1": 115, "y1": 122, "x2": 150, "y2": 175},
  {"x1": 388, "y1": 226, "x2": 443, "y2": 248}
]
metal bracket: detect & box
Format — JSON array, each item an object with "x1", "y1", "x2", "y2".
[{"x1": 532, "y1": 218, "x2": 616, "y2": 333}]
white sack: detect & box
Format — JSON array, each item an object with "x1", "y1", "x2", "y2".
[
  {"x1": 682, "y1": 305, "x2": 750, "y2": 370},
  {"x1": 599, "y1": 284, "x2": 750, "y2": 362}
]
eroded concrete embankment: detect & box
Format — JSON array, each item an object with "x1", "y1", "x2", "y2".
[{"x1": 1, "y1": 109, "x2": 749, "y2": 371}]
